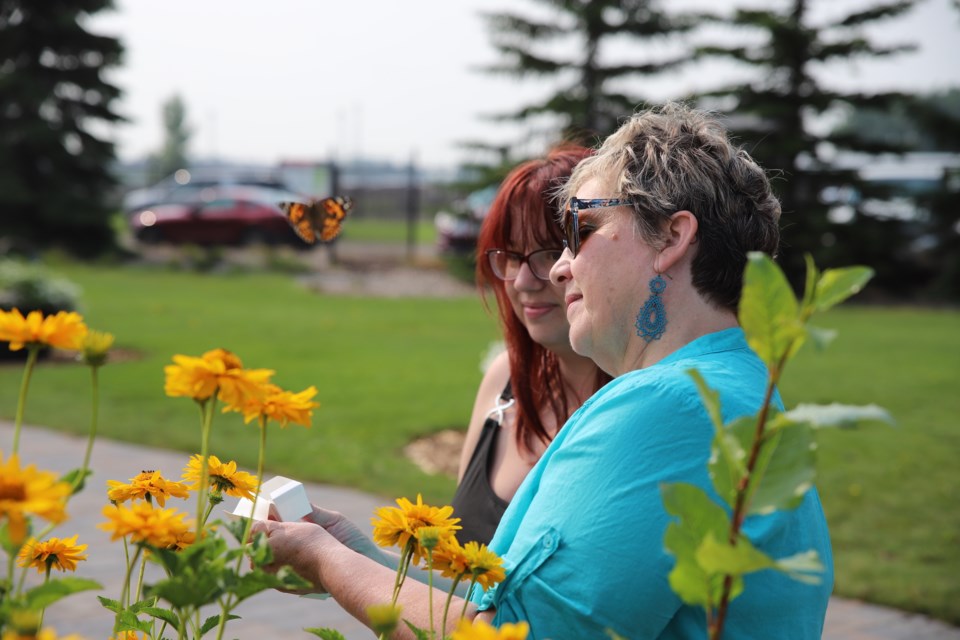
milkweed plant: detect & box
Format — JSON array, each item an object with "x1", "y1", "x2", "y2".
[{"x1": 661, "y1": 253, "x2": 893, "y2": 639}]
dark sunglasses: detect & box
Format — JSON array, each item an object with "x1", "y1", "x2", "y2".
[
  {"x1": 562, "y1": 198, "x2": 633, "y2": 257},
  {"x1": 486, "y1": 248, "x2": 563, "y2": 281}
]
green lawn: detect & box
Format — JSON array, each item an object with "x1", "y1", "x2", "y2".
[
  {"x1": 1, "y1": 262, "x2": 957, "y2": 625},
  {"x1": 338, "y1": 217, "x2": 438, "y2": 244}
]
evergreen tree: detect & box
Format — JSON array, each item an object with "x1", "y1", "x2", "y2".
[
  {"x1": 471, "y1": 0, "x2": 700, "y2": 161},
  {"x1": 693, "y1": 0, "x2": 927, "y2": 293},
  {"x1": 0, "y1": 0, "x2": 125, "y2": 256},
  {"x1": 149, "y1": 94, "x2": 191, "y2": 182}
]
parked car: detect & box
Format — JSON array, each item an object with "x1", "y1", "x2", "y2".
[
  {"x1": 129, "y1": 189, "x2": 309, "y2": 248},
  {"x1": 434, "y1": 185, "x2": 499, "y2": 254},
  {"x1": 122, "y1": 168, "x2": 298, "y2": 213}
]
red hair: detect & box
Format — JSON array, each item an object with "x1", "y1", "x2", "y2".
[{"x1": 476, "y1": 144, "x2": 610, "y2": 453}]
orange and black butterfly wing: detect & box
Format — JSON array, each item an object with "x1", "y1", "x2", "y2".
[
  {"x1": 318, "y1": 196, "x2": 352, "y2": 242},
  {"x1": 279, "y1": 201, "x2": 318, "y2": 244}
]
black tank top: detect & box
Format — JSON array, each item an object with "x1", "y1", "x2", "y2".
[{"x1": 450, "y1": 381, "x2": 514, "y2": 546}]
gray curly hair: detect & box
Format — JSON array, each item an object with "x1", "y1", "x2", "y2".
[{"x1": 562, "y1": 102, "x2": 781, "y2": 311}]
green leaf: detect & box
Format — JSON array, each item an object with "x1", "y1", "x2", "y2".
[
  {"x1": 696, "y1": 531, "x2": 776, "y2": 577},
  {"x1": 60, "y1": 467, "x2": 93, "y2": 494},
  {"x1": 800, "y1": 254, "x2": 819, "y2": 312},
  {"x1": 739, "y1": 252, "x2": 804, "y2": 367},
  {"x1": 814, "y1": 266, "x2": 874, "y2": 312},
  {"x1": 707, "y1": 415, "x2": 752, "y2": 509},
  {"x1": 97, "y1": 595, "x2": 123, "y2": 613},
  {"x1": 805, "y1": 325, "x2": 838, "y2": 350},
  {"x1": 142, "y1": 606, "x2": 180, "y2": 631},
  {"x1": 117, "y1": 610, "x2": 153, "y2": 634},
  {"x1": 403, "y1": 619, "x2": 432, "y2": 640},
  {"x1": 24, "y1": 577, "x2": 101, "y2": 609},
  {"x1": 782, "y1": 403, "x2": 894, "y2": 429},
  {"x1": 775, "y1": 550, "x2": 825, "y2": 585},
  {"x1": 305, "y1": 628, "x2": 348, "y2": 640},
  {"x1": 146, "y1": 569, "x2": 224, "y2": 608},
  {"x1": 746, "y1": 422, "x2": 816, "y2": 516},
  {"x1": 661, "y1": 483, "x2": 732, "y2": 607},
  {"x1": 223, "y1": 518, "x2": 249, "y2": 543},
  {"x1": 200, "y1": 613, "x2": 240, "y2": 635},
  {"x1": 688, "y1": 369, "x2": 724, "y2": 432}
]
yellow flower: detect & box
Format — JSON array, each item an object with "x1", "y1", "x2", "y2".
[
  {"x1": 433, "y1": 539, "x2": 505, "y2": 590},
  {"x1": 109, "y1": 632, "x2": 148, "y2": 640},
  {"x1": 1, "y1": 629, "x2": 87, "y2": 640},
  {"x1": 181, "y1": 454, "x2": 257, "y2": 500},
  {"x1": 0, "y1": 308, "x2": 88, "y2": 352},
  {"x1": 106, "y1": 469, "x2": 190, "y2": 507},
  {"x1": 0, "y1": 451, "x2": 70, "y2": 545},
  {"x1": 17, "y1": 534, "x2": 88, "y2": 573},
  {"x1": 450, "y1": 619, "x2": 529, "y2": 640},
  {"x1": 227, "y1": 383, "x2": 319, "y2": 428},
  {"x1": 99, "y1": 502, "x2": 191, "y2": 548},
  {"x1": 163, "y1": 348, "x2": 274, "y2": 404},
  {"x1": 371, "y1": 494, "x2": 460, "y2": 564},
  {"x1": 365, "y1": 602, "x2": 402, "y2": 637},
  {"x1": 80, "y1": 329, "x2": 114, "y2": 367}
]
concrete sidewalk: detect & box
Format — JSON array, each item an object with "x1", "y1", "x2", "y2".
[{"x1": 3, "y1": 421, "x2": 958, "y2": 640}]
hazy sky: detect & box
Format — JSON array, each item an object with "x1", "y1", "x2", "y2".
[{"x1": 89, "y1": 0, "x2": 960, "y2": 170}]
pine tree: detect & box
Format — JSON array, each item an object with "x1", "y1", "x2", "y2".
[
  {"x1": 693, "y1": 0, "x2": 927, "y2": 293},
  {"x1": 474, "y1": 0, "x2": 700, "y2": 156},
  {"x1": 0, "y1": 0, "x2": 125, "y2": 256}
]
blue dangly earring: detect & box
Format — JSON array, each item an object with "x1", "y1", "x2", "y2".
[{"x1": 635, "y1": 274, "x2": 667, "y2": 342}]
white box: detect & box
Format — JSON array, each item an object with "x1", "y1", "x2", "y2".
[{"x1": 229, "y1": 476, "x2": 311, "y2": 522}]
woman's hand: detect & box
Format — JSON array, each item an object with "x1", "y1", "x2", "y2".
[
  {"x1": 304, "y1": 505, "x2": 393, "y2": 567},
  {"x1": 250, "y1": 518, "x2": 339, "y2": 593}
]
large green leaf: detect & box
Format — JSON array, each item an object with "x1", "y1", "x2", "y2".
[
  {"x1": 814, "y1": 266, "x2": 874, "y2": 312},
  {"x1": 142, "y1": 606, "x2": 180, "y2": 631},
  {"x1": 201, "y1": 613, "x2": 240, "y2": 635},
  {"x1": 774, "y1": 550, "x2": 825, "y2": 585},
  {"x1": 146, "y1": 568, "x2": 225, "y2": 608},
  {"x1": 746, "y1": 422, "x2": 816, "y2": 516},
  {"x1": 780, "y1": 403, "x2": 894, "y2": 429},
  {"x1": 696, "y1": 531, "x2": 776, "y2": 576},
  {"x1": 707, "y1": 415, "x2": 753, "y2": 509},
  {"x1": 739, "y1": 252, "x2": 804, "y2": 367},
  {"x1": 306, "y1": 629, "x2": 348, "y2": 640},
  {"x1": 661, "y1": 483, "x2": 732, "y2": 607},
  {"x1": 24, "y1": 577, "x2": 101, "y2": 609}
]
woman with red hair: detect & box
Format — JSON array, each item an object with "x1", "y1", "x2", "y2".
[{"x1": 451, "y1": 144, "x2": 610, "y2": 544}]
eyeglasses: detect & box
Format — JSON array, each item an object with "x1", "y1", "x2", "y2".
[
  {"x1": 562, "y1": 197, "x2": 633, "y2": 257},
  {"x1": 486, "y1": 248, "x2": 564, "y2": 281}
]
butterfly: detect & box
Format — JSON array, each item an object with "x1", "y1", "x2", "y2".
[{"x1": 278, "y1": 196, "x2": 353, "y2": 244}]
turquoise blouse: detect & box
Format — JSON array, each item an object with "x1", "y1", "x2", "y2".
[{"x1": 471, "y1": 328, "x2": 833, "y2": 639}]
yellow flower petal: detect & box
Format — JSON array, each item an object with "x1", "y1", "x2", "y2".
[
  {"x1": 0, "y1": 451, "x2": 71, "y2": 545},
  {"x1": 0, "y1": 308, "x2": 88, "y2": 351}
]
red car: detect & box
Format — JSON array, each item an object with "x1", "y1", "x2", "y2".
[{"x1": 130, "y1": 189, "x2": 308, "y2": 247}]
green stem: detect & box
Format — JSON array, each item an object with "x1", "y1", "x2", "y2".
[
  {"x1": 441, "y1": 571, "x2": 467, "y2": 633},
  {"x1": 460, "y1": 578, "x2": 478, "y2": 621},
  {"x1": 391, "y1": 543, "x2": 413, "y2": 605},
  {"x1": 195, "y1": 396, "x2": 217, "y2": 531},
  {"x1": 37, "y1": 567, "x2": 51, "y2": 628},
  {"x1": 135, "y1": 552, "x2": 148, "y2": 602},
  {"x1": 215, "y1": 416, "x2": 268, "y2": 640},
  {"x1": 120, "y1": 545, "x2": 143, "y2": 610},
  {"x1": 426, "y1": 549, "x2": 435, "y2": 640},
  {"x1": 711, "y1": 351, "x2": 790, "y2": 640},
  {"x1": 11, "y1": 345, "x2": 41, "y2": 456},
  {"x1": 77, "y1": 365, "x2": 101, "y2": 490}
]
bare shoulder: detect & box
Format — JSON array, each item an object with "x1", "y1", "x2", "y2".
[{"x1": 457, "y1": 350, "x2": 512, "y2": 481}]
